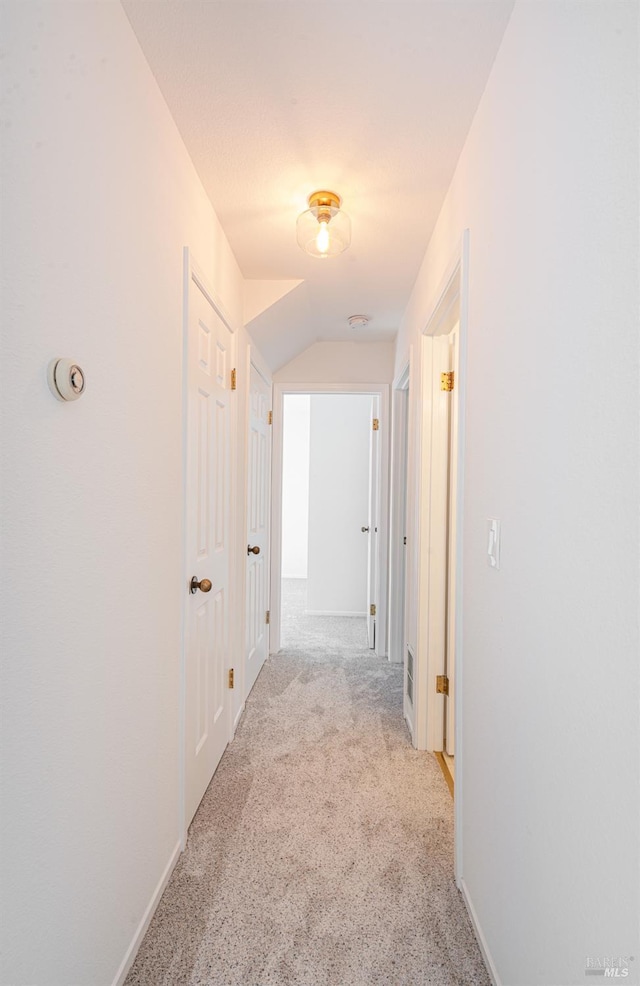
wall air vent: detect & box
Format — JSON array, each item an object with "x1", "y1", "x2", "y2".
[{"x1": 406, "y1": 647, "x2": 414, "y2": 704}]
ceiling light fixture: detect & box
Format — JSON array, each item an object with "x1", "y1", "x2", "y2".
[{"x1": 296, "y1": 191, "x2": 351, "y2": 259}]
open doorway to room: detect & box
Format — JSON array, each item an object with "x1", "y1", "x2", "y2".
[
  {"x1": 280, "y1": 392, "x2": 376, "y2": 649},
  {"x1": 269, "y1": 383, "x2": 390, "y2": 660}
]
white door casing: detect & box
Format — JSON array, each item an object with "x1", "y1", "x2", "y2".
[
  {"x1": 424, "y1": 332, "x2": 452, "y2": 754},
  {"x1": 183, "y1": 256, "x2": 234, "y2": 834},
  {"x1": 419, "y1": 326, "x2": 459, "y2": 755},
  {"x1": 366, "y1": 396, "x2": 379, "y2": 649},
  {"x1": 444, "y1": 327, "x2": 459, "y2": 756},
  {"x1": 427, "y1": 327, "x2": 459, "y2": 756},
  {"x1": 403, "y1": 350, "x2": 419, "y2": 739},
  {"x1": 245, "y1": 363, "x2": 272, "y2": 697},
  {"x1": 389, "y1": 367, "x2": 410, "y2": 668}
]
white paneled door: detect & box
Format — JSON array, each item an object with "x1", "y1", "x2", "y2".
[
  {"x1": 245, "y1": 363, "x2": 271, "y2": 696},
  {"x1": 184, "y1": 262, "x2": 233, "y2": 831}
]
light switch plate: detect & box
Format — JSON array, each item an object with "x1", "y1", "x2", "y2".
[{"x1": 487, "y1": 518, "x2": 501, "y2": 569}]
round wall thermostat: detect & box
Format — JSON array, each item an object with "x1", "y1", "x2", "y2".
[{"x1": 48, "y1": 358, "x2": 86, "y2": 402}]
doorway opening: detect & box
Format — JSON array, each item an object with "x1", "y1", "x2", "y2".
[
  {"x1": 280, "y1": 392, "x2": 376, "y2": 649},
  {"x1": 270, "y1": 383, "x2": 390, "y2": 660}
]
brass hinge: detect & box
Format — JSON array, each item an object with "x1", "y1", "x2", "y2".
[
  {"x1": 230, "y1": 368, "x2": 237, "y2": 391},
  {"x1": 440, "y1": 371, "x2": 454, "y2": 392},
  {"x1": 370, "y1": 603, "x2": 376, "y2": 617},
  {"x1": 265, "y1": 610, "x2": 270, "y2": 625},
  {"x1": 228, "y1": 668, "x2": 235, "y2": 689},
  {"x1": 436, "y1": 674, "x2": 449, "y2": 695},
  {"x1": 267, "y1": 410, "x2": 272, "y2": 425},
  {"x1": 372, "y1": 418, "x2": 379, "y2": 431}
]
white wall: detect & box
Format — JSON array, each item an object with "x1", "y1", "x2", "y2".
[
  {"x1": 275, "y1": 340, "x2": 395, "y2": 384},
  {"x1": 281, "y1": 395, "x2": 310, "y2": 578},
  {"x1": 0, "y1": 4, "x2": 245, "y2": 984},
  {"x1": 397, "y1": 3, "x2": 639, "y2": 984},
  {"x1": 307, "y1": 395, "x2": 372, "y2": 615}
]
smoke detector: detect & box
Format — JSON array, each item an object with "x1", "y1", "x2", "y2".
[{"x1": 348, "y1": 314, "x2": 370, "y2": 329}]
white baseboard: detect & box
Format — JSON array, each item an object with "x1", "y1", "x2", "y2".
[
  {"x1": 305, "y1": 609, "x2": 367, "y2": 618},
  {"x1": 404, "y1": 711, "x2": 416, "y2": 746},
  {"x1": 111, "y1": 839, "x2": 181, "y2": 986},
  {"x1": 281, "y1": 574, "x2": 307, "y2": 580},
  {"x1": 233, "y1": 701, "x2": 245, "y2": 732},
  {"x1": 459, "y1": 877, "x2": 501, "y2": 986}
]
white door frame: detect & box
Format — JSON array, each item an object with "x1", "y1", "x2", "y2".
[
  {"x1": 180, "y1": 248, "x2": 237, "y2": 848},
  {"x1": 413, "y1": 231, "x2": 469, "y2": 884},
  {"x1": 270, "y1": 381, "x2": 390, "y2": 659},
  {"x1": 388, "y1": 362, "x2": 410, "y2": 666}
]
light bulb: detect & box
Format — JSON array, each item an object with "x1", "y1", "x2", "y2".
[{"x1": 316, "y1": 220, "x2": 330, "y2": 255}]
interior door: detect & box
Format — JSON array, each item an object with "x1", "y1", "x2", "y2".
[
  {"x1": 245, "y1": 363, "x2": 272, "y2": 696},
  {"x1": 184, "y1": 265, "x2": 233, "y2": 830},
  {"x1": 366, "y1": 396, "x2": 379, "y2": 649}
]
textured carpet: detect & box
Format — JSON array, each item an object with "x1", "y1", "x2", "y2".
[{"x1": 125, "y1": 580, "x2": 489, "y2": 986}]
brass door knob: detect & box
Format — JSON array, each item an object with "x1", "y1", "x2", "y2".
[
  {"x1": 247, "y1": 545, "x2": 260, "y2": 555},
  {"x1": 190, "y1": 576, "x2": 212, "y2": 594},
  {"x1": 361, "y1": 526, "x2": 370, "y2": 533}
]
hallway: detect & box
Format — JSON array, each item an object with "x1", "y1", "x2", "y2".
[
  {"x1": 2, "y1": 5, "x2": 638, "y2": 983},
  {"x1": 125, "y1": 582, "x2": 489, "y2": 986}
]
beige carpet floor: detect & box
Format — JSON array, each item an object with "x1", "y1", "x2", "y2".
[{"x1": 125, "y1": 580, "x2": 490, "y2": 986}]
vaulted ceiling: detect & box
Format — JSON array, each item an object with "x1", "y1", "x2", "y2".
[{"x1": 123, "y1": 1, "x2": 514, "y2": 369}]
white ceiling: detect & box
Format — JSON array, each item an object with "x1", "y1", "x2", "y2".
[{"x1": 123, "y1": 0, "x2": 514, "y2": 369}]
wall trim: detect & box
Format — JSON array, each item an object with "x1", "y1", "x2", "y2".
[
  {"x1": 111, "y1": 840, "x2": 181, "y2": 986},
  {"x1": 459, "y1": 877, "x2": 501, "y2": 986}
]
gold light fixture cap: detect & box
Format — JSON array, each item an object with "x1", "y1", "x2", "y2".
[{"x1": 308, "y1": 190, "x2": 341, "y2": 210}]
